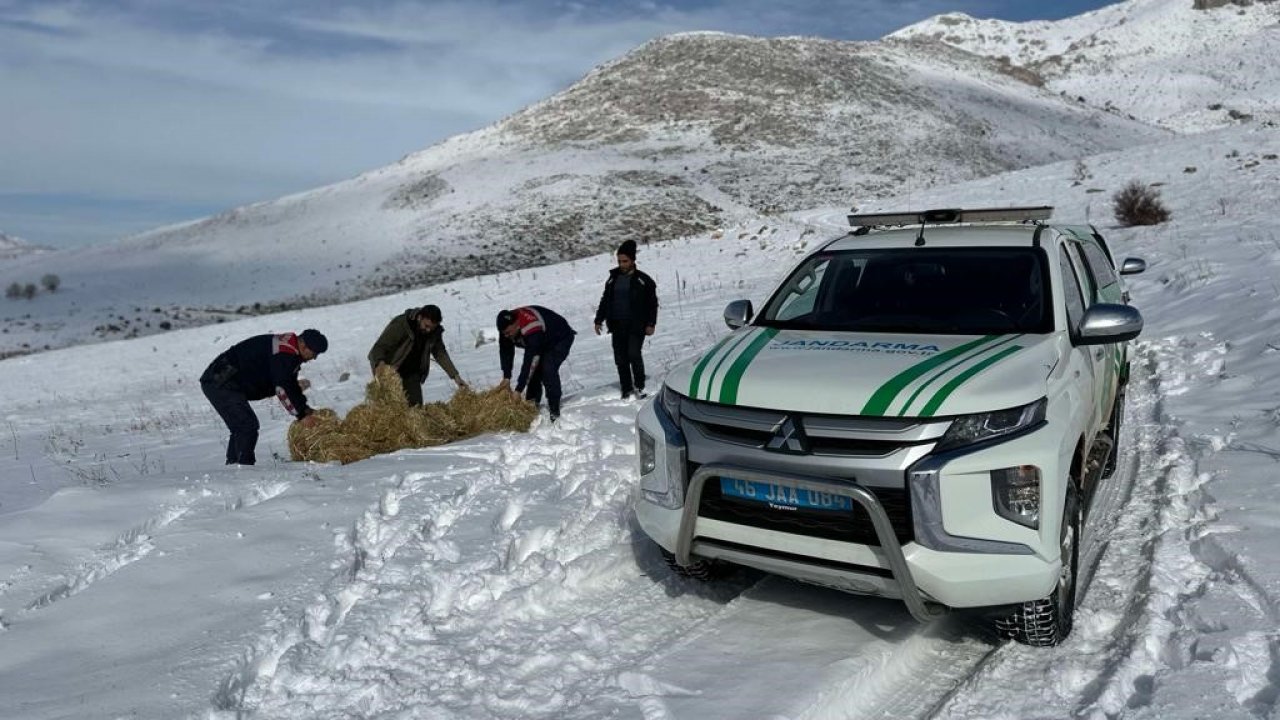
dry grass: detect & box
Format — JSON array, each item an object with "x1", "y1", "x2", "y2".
[{"x1": 289, "y1": 367, "x2": 538, "y2": 464}]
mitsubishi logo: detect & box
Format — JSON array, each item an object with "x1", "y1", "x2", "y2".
[{"x1": 766, "y1": 416, "x2": 809, "y2": 454}]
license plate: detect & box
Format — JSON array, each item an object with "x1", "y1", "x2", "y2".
[{"x1": 719, "y1": 477, "x2": 853, "y2": 512}]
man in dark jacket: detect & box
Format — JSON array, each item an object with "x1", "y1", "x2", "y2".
[
  {"x1": 594, "y1": 239, "x2": 658, "y2": 399},
  {"x1": 200, "y1": 329, "x2": 327, "y2": 465},
  {"x1": 496, "y1": 306, "x2": 575, "y2": 422},
  {"x1": 367, "y1": 304, "x2": 468, "y2": 406}
]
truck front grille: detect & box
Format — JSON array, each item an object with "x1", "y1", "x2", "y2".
[
  {"x1": 695, "y1": 420, "x2": 904, "y2": 456},
  {"x1": 680, "y1": 397, "x2": 947, "y2": 459}
]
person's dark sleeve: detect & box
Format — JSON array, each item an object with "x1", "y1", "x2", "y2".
[
  {"x1": 516, "y1": 352, "x2": 539, "y2": 393},
  {"x1": 367, "y1": 318, "x2": 400, "y2": 372},
  {"x1": 646, "y1": 275, "x2": 659, "y2": 327},
  {"x1": 500, "y1": 335, "x2": 515, "y2": 380},
  {"x1": 594, "y1": 278, "x2": 610, "y2": 326},
  {"x1": 515, "y1": 332, "x2": 545, "y2": 392},
  {"x1": 432, "y1": 335, "x2": 460, "y2": 380},
  {"x1": 270, "y1": 355, "x2": 311, "y2": 418}
]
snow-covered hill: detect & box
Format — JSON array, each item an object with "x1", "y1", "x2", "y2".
[
  {"x1": 0, "y1": 119, "x2": 1277, "y2": 719},
  {"x1": 5, "y1": 1, "x2": 1280, "y2": 717},
  {"x1": 0, "y1": 231, "x2": 48, "y2": 261},
  {"x1": 892, "y1": 0, "x2": 1280, "y2": 131},
  {"x1": 0, "y1": 23, "x2": 1164, "y2": 358}
]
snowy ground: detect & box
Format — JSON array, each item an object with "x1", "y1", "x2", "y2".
[{"x1": 1, "y1": 123, "x2": 1279, "y2": 719}]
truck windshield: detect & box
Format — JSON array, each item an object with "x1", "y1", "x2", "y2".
[{"x1": 757, "y1": 247, "x2": 1052, "y2": 335}]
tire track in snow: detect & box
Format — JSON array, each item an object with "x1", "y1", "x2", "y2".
[
  {"x1": 212, "y1": 401, "x2": 753, "y2": 719},
  {"x1": 929, "y1": 340, "x2": 1220, "y2": 719},
  {"x1": 793, "y1": 618, "x2": 999, "y2": 720},
  {"x1": 0, "y1": 477, "x2": 291, "y2": 630},
  {"x1": 21, "y1": 504, "x2": 192, "y2": 612}
]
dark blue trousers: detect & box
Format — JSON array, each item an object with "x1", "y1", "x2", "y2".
[
  {"x1": 201, "y1": 381, "x2": 260, "y2": 465},
  {"x1": 609, "y1": 321, "x2": 647, "y2": 395},
  {"x1": 523, "y1": 335, "x2": 574, "y2": 418}
]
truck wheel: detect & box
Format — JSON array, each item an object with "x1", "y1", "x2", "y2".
[
  {"x1": 660, "y1": 548, "x2": 722, "y2": 580},
  {"x1": 1101, "y1": 391, "x2": 1124, "y2": 479},
  {"x1": 996, "y1": 486, "x2": 1080, "y2": 647}
]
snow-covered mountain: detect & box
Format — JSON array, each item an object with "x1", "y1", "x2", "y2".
[
  {"x1": 892, "y1": 0, "x2": 1280, "y2": 131},
  {"x1": 0, "y1": 16, "x2": 1169, "y2": 358},
  {"x1": 0, "y1": 231, "x2": 48, "y2": 261},
  {"x1": 3, "y1": 0, "x2": 1277, "y2": 363}
]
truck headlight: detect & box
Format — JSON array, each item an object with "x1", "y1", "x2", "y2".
[
  {"x1": 935, "y1": 398, "x2": 1047, "y2": 452},
  {"x1": 638, "y1": 390, "x2": 688, "y2": 509},
  {"x1": 639, "y1": 426, "x2": 682, "y2": 509},
  {"x1": 639, "y1": 429, "x2": 657, "y2": 475},
  {"x1": 991, "y1": 465, "x2": 1040, "y2": 529}
]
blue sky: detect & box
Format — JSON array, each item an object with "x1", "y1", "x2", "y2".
[{"x1": 0, "y1": 0, "x2": 1118, "y2": 248}]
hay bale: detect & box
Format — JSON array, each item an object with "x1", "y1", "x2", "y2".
[
  {"x1": 304, "y1": 434, "x2": 371, "y2": 465},
  {"x1": 343, "y1": 403, "x2": 417, "y2": 455},
  {"x1": 409, "y1": 402, "x2": 462, "y2": 446},
  {"x1": 289, "y1": 370, "x2": 540, "y2": 465},
  {"x1": 366, "y1": 365, "x2": 411, "y2": 409},
  {"x1": 287, "y1": 408, "x2": 343, "y2": 462},
  {"x1": 449, "y1": 386, "x2": 540, "y2": 436}
]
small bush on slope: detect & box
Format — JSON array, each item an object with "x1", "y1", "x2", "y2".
[{"x1": 1113, "y1": 180, "x2": 1171, "y2": 226}]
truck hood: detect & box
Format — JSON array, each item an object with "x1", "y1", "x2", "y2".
[{"x1": 667, "y1": 327, "x2": 1058, "y2": 417}]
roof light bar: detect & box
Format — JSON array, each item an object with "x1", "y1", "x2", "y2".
[{"x1": 847, "y1": 206, "x2": 1054, "y2": 228}]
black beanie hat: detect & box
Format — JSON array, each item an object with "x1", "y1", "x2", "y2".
[
  {"x1": 417, "y1": 304, "x2": 442, "y2": 323},
  {"x1": 300, "y1": 328, "x2": 328, "y2": 354},
  {"x1": 495, "y1": 309, "x2": 515, "y2": 333},
  {"x1": 617, "y1": 240, "x2": 637, "y2": 260}
]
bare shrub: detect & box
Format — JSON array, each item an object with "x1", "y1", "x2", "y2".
[
  {"x1": 1112, "y1": 180, "x2": 1171, "y2": 227},
  {"x1": 4, "y1": 282, "x2": 20, "y2": 299},
  {"x1": 1072, "y1": 159, "x2": 1090, "y2": 185},
  {"x1": 21, "y1": 283, "x2": 37, "y2": 300},
  {"x1": 40, "y1": 273, "x2": 60, "y2": 292}
]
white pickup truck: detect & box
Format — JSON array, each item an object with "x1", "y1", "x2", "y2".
[{"x1": 634, "y1": 207, "x2": 1146, "y2": 646}]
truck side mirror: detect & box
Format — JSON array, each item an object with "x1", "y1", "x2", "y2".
[
  {"x1": 1120, "y1": 257, "x2": 1146, "y2": 275},
  {"x1": 1078, "y1": 304, "x2": 1143, "y2": 345},
  {"x1": 724, "y1": 300, "x2": 754, "y2": 329}
]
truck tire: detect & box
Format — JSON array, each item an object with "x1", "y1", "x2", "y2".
[{"x1": 996, "y1": 485, "x2": 1080, "y2": 647}]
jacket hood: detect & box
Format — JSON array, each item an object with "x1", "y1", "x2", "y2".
[{"x1": 666, "y1": 327, "x2": 1058, "y2": 417}]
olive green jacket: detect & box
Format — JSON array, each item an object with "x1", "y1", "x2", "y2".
[{"x1": 367, "y1": 309, "x2": 460, "y2": 382}]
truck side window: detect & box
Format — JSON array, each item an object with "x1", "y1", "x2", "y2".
[
  {"x1": 1059, "y1": 251, "x2": 1087, "y2": 334},
  {"x1": 775, "y1": 258, "x2": 830, "y2": 322},
  {"x1": 1065, "y1": 243, "x2": 1097, "y2": 304},
  {"x1": 1078, "y1": 241, "x2": 1120, "y2": 302}
]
